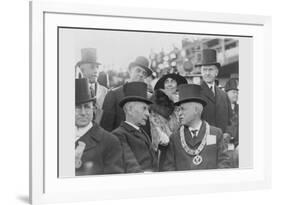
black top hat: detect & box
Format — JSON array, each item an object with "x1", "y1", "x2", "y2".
[
  {"x1": 76, "y1": 48, "x2": 101, "y2": 67},
  {"x1": 119, "y1": 82, "x2": 152, "y2": 107},
  {"x1": 174, "y1": 84, "x2": 207, "y2": 106},
  {"x1": 154, "y1": 73, "x2": 187, "y2": 90},
  {"x1": 76, "y1": 78, "x2": 96, "y2": 105},
  {"x1": 128, "y1": 56, "x2": 153, "y2": 77},
  {"x1": 224, "y1": 78, "x2": 239, "y2": 92},
  {"x1": 195, "y1": 49, "x2": 221, "y2": 68}
]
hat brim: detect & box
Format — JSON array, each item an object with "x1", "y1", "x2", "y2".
[
  {"x1": 76, "y1": 61, "x2": 101, "y2": 67},
  {"x1": 129, "y1": 62, "x2": 153, "y2": 77},
  {"x1": 195, "y1": 62, "x2": 221, "y2": 68},
  {"x1": 225, "y1": 88, "x2": 239, "y2": 92},
  {"x1": 119, "y1": 96, "x2": 153, "y2": 108},
  {"x1": 174, "y1": 97, "x2": 207, "y2": 107},
  {"x1": 76, "y1": 97, "x2": 96, "y2": 106},
  {"x1": 154, "y1": 73, "x2": 187, "y2": 90}
]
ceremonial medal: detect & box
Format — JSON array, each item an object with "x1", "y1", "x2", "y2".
[
  {"x1": 75, "y1": 141, "x2": 86, "y2": 169},
  {"x1": 180, "y1": 122, "x2": 210, "y2": 166},
  {"x1": 193, "y1": 155, "x2": 203, "y2": 165}
]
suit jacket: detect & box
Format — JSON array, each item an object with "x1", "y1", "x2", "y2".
[
  {"x1": 75, "y1": 123, "x2": 124, "y2": 176},
  {"x1": 161, "y1": 121, "x2": 232, "y2": 171},
  {"x1": 225, "y1": 103, "x2": 239, "y2": 147},
  {"x1": 201, "y1": 81, "x2": 232, "y2": 133},
  {"x1": 112, "y1": 122, "x2": 158, "y2": 173}
]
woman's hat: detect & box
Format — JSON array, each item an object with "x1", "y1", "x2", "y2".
[
  {"x1": 174, "y1": 84, "x2": 207, "y2": 107},
  {"x1": 150, "y1": 89, "x2": 175, "y2": 119},
  {"x1": 154, "y1": 73, "x2": 187, "y2": 90},
  {"x1": 195, "y1": 49, "x2": 221, "y2": 68},
  {"x1": 76, "y1": 78, "x2": 96, "y2": 105},
  {"x1": 128, "y1": 56, "x2": 153, "y2": 77},
  {"x1": 119, "y1": 82, "x2": 153, "y2": 107}
]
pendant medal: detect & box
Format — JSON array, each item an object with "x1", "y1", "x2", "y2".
[{"x1": 193, "y1": 155, "x2": 203, "y2": 165}]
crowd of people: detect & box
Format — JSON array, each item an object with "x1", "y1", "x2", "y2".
[{"x1": 74, "y1": 47, "x2": 239, "y2": 175}]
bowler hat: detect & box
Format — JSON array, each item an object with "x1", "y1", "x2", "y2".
[
  {"x1": 224, "y1": 78, "x2": 239, "y2": 92},
  {"x1": 154, "y1": 73, "x2": 187, "y2": 90},
  {"x1": 76, "y1": 48, "x2": 101, "y2": 67},
  {"x1": 129, "y1": 56, "x2": 153, "y2": 77},
  {"x1": 119, "y1": 82, "x2": 152, "y2": 107},
  {"x1": 195, "y1": 49, "x2": 221, "y2": 68},
  {"x1": 76, "y1": 78, "x2": 96, "y2": 105},
  {"x1": 174, "y1": 84, "x2": 207, "y2": 106}
]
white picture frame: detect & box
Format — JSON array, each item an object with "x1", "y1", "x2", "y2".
[{"x1": 30, "y1": 1, "x2": 272, "y2": 204}]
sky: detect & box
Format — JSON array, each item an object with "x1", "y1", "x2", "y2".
[{"x1": 61, "y1": 28, "x2": 202, "y2": 72}]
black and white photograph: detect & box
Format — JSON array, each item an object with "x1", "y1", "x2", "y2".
[{"x1": 58, "y1": 28, "x2": 243, "y2": 177}]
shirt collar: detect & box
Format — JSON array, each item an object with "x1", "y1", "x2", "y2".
[
  {"x1": 75, "y1": 122, "x2": 93, "y2": 141},
  {"x1": 188, "y1": 120, "x2": 202, "y2": 137},
  {"x1": 207, "y1": 82, "x2": 215, "y2": 89},
  {"x1": 124, "y1": 121, "x2": 140, "y2": 131}
]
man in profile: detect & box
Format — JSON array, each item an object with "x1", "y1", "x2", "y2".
[
  {"x1": 75, "y1": 78, "x2": 123, "y2": 175},
  {"x1": 162, "y1": 84, "x2": 231, "y2": 171},
  {"x1": 112, "y1": 82, "x2": 158, "y2": 173}
]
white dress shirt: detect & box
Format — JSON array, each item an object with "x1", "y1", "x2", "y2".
[{"x1": 75, "y1": 122, "x2": 93, "y2": 142}]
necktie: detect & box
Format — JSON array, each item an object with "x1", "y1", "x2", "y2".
[
  {"x1": 90, "y1": 84, "x2": 96, "y2": 98},
  {"x1": 190, "y1": 129, "x2": 198, "y2": 138}
]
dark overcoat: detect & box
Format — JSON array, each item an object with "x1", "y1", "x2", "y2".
[
  {"x1": 100, "y1": 85, "x2": 124, "y2": 132},
  {"x1": 100, "y1": 84, "x2": 151, "y2": 135},
  {"x1": 112, "y1": 122, "x2": 158, "y2": 173},
  {"x1": 161, "y1": 121, "x2": 232, "y2": 171},
  {"x1": 75, "y1": 123, "x2": 124, "y2": 176},
  {"x1": 201, "y1": 81, "x2": 232, "y2": 133}
]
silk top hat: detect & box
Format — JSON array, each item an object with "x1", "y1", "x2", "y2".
[
  {"x1": 154, "y1": 73, "x2": 188, "y2": 90},
  {"x1": 195, "y1": 49, "x2": 221, "y2": 68},
  {"x1": 119, "y1": 82, "x2": 153, "y2": 107},
  {"x1": 76, "y1": 48, "x2": 101, "y2": 67},
  {"x1": 224, "y1": 78, "x2": 239, "y2": 92},
  {"x1": 76, "y1": 78, "x2": 96, "y2": 105},
  {"x1": 129, "y1": 56, "x2": 153, "y2": 77},
  {"x1": 174, "y1": 84, "x2": 207, "y2": 106}
]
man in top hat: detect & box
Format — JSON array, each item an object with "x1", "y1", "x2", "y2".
[
  {"x1": 224, "y1": 78, "x2": 239, "y2": 168},
  {"x1": 100, "y1": 56, "x2": 153, "y2": 132},
  {"x1": 224, "y1": 78, "x2": 239, "y2": 147},
  {"x1": 112, "y1": 82, "x2": 158, "y2": 173},
  {"x1": 196, "y1": 49, "x2": 232, "y2": 133},
  {"x1": 161, "y1": 84, "x2": 231, "y2": 171},
  {"x1": 75, "y1": 78, "x2": 123, "y2": 175},
  {"x1": 76, "y1": 48, "x2": 108, "y2": 124}
]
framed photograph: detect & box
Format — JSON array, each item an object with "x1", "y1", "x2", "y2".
[{"x1": 30, "y1": 1, "x2": 271, "y2": 204}]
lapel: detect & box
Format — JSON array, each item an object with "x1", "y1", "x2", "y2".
[
  {"x1": 120, "y1": 122, "x2": 150, "y2": 146},
  {"x1": 201, "y1": 81, "x2": 215, "y2": 103},
  {"x1": 76, "y1": 123, "x2": 102, "y2": 151},
  {"x1": 185, "y1": 121, "x2": 206, "y2": 147}
]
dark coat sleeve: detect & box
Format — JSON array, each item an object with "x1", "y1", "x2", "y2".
[
  {"x1": 112, "y1": 130, "x2": 143, "y2": 173},
  {"x1": 216, "y1": 128, "x2": 232, "y2": 169},
  {"x1": 100, "y1": 90, "x2": 117, "y2": 132},
  {"x1": 103, "y1": 133, "x2": 124, "y2": 174},
  {"x1": 160, "y1": 134, "x2": 176, "y2": 171}
]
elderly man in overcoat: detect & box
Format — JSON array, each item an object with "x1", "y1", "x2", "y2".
[
  {"x1": 75, "y1": 78, "x2": 123, "y2": 175},
  {"x1": 100, "y1": 56, "x2": 153, "y2": 132},
  {"x1": 112, "y1": 82, "x2": 158, "y2": 173},
  {"x1": 161, "y1": 84, "x2": 231, "y2": 171},
  {"x1": 197, "y1": 49, "x2": 232, "y2": 133}
]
